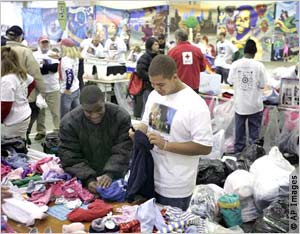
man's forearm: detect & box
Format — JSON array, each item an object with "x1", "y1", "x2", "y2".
[{"x1": 164, "y1": 141, "x2": 212, "y2": 156}]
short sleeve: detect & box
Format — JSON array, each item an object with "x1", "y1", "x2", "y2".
[
  {"x1": 188, "y1": 100, "x2": 213, "y2": 147},
  {"x1": 1, "y1": 77, "x2": 17, "y2": 102}
]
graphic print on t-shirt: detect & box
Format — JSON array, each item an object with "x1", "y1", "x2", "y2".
[
  {"x1": 219, "y1": 46, "x2": 226, "y2": 56},
  {"x1": 182, "y1": 52, "x2": 193, "y2": 65},
  {"x1": 237, "y1": 69, "x2": 253, "y2": 90},
  {"x1": 149, "y1": 103, "x2": 177, "y2": 134},
  {"x1": 109, "y1": 43, "x2": 118, "y2": 51}
]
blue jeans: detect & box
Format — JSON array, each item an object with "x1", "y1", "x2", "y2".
[
  {"x1": 60, "y1": 89, "x2": 80, "y2": 119},
  {"x1": 155, "y1": 192, "x2": 192, "y2": 211},
  {"x1": 234, "y1": 111, "x2": 263, "y2": 153}
]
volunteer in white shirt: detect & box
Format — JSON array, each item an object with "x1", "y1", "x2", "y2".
[
  {"x1": 129, "y1": 55, "x2": 213, "y2": 211},
  {"x1": 1, "y1": 47, "x2": 35, "y2": 139},
  {"x1": 228, "y1": 39, "x2": 267, "y2": 153},
  {"x1": 33, "y1": 35, "x2": 60, "y2": 140}
]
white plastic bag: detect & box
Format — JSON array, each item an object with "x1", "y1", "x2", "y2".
[
  {"x1": 36, "y1": 94, "x2": 48, "y2": 109},
  {"x1": 250, "y1": 147, "x2": 295, "y2": 212},
  {"x1": 224, "y1": 170, "x2": 255, "y2": 199}
]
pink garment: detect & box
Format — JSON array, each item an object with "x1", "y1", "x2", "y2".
[
  {"x1": 62, "y1": 178, "x2": 94, "y2": 204},
  {"x1": 28, "y1": 186, "x2": 53, "y2": 206},
  {"x1": 50, "y1": 181, "x2": 64, "y2": 197},
  {"x1": 6, "y1": 168, "x2": 24, "y2": 180},
  {"x1": 284, "y1": 111, "x2": 299, "y2": 131},
  {"x1": 112, "y1": 205, "x2": 139, "y2": 224},
  {"x1": 41, "y1": 160, "x2": 64, "y2": 178},
  {"x1": 1, "y1": 164, "x2": 12, "y2": 177},
  {"x1": 32, "y1": 157, "x2": 53, "y2": 173}
]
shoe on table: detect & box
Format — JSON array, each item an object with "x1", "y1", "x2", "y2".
[{"x1": 34, "y1": 133, "x2": 46, "y2": 141}]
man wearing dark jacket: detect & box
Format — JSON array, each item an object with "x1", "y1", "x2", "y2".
[
  {"x1": 58, "y1": 85, "x2": 132, "y2": 194},
  {"x1": 135, "y1": 37, "x2": 159, "y2": 118}
]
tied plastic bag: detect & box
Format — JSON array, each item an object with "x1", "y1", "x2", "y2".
[
  {"x1": 223, "y1": 170, "x2": 259, "y2": 222},
  {"x1": 211, "y1": 100, "x2": 234, "y2": 133},
  {"x1": 36, "y1": 94, "x2": 48, "y2": 109},
  {"x1": 250, "y1": 147, "x2": 295, "y2": 212}
]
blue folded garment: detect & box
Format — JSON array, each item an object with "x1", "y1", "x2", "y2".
[{"x1": 96, "y1": 179, "x2": 127, "y2": 202}]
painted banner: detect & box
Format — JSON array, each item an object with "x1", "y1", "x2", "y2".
[
  {"x1": 275, "y1": 1, "x2": 297, "y2": 34},
  {"x1": 95, "y1": 6, "x2": 130, "y2": 47},
  {"x1": 22, "y1": 8, "x2": 43, "y2": 45},
  {"x1": 65, "y1": 6, "x2": 94, "y2": 45},
  {"x1": 128, "y1": 5, "x2": 168, "y2": 47},
  {"x1": 42, "y1": 8, "x2": 64, "y2": 43},
  {"x1": 169, "y1": 4, "x2": 218, "y2": 35},
  {"x1": 217, "y1": 3, "x2": 275, "y2": 61}
]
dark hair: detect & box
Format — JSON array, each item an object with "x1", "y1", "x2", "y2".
[
  {"x1": 244, "y1": 39, "x2": 257, "y2": 55},
  {"x1": 1, "y1": 47, "x2": 27, "y2": 80},
  {"x1": 149, "y1": 55, "x2": 177, "y2": 79},
  {"x1": 80, "y1": 85, "x2": 104, "y2": 105},
  {"x1": 145, "y1": 37, "x2": 159, "y2": 51},
  {"x1": 175, "y1": 29, "x2": 188, "y2": 41}
]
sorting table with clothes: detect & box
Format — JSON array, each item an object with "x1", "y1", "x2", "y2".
[{"x1": 7, "y1": 201, "x2": 133, "y2": 233}]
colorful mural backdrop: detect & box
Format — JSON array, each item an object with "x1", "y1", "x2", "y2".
[
  {"x1": 217, "y1": 3, "x2": 275, "y2": 61},
  {"x1": 128, "y1": 5, "x2": 168, "y2": 48},
  {"x1": 275, "y1": 1, "x2": 297, "y2": 34},
  {"x1": 95, "y1": 6, "x2": 129, "y2": 47},
  {"x1": 65, "y1": 6, "x2": 94, "y2": 45},
  {"x1": 22, "y1": 8, "x2": 43, "y2": 45}
]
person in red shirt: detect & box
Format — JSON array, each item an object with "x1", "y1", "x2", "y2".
[{"x1": 168, "y1": 29, "x2": 206, "y2": 92}]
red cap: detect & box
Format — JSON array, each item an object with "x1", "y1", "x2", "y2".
[
  {"x1": 38, "y1": 35, "x2": 49, "y2": 42},
  {"x1": 60, "y1": 38, "x2": 75, "y2": 47}
]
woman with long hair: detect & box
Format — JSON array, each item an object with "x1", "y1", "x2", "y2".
[{"x1": 1, "y1": 47, "x2": 35, "y2": 138}]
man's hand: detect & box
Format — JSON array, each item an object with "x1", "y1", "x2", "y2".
[
  {"x1": 96, "y1": 174, "x2": 112, "y2": 188},
  {"x1": 64, "y1": 90, "x2": 72, "y2": 95},
  {"x1": 87, "y1": 181, "x2": 98, "y2": 194},
  {"x1": 147, "y1": 132, "x2": 167, "y2": 150}
]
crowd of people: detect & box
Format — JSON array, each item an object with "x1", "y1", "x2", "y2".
[{"x1": 0, "y1": 21, "x2": 289, "y2": 211}]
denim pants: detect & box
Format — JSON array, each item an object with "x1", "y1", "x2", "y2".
[
  {"x1": 60, "y1": 89, "x2": 80, "y2": 119},
  {"x1": 155, "y1": 192, "x2": 192, "y2": 211},
  {"x1": 234, "y1": 111, "x2": 263, "y2": 153}
]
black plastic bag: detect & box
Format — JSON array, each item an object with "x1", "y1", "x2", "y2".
[
  {"x1": 253, "y1": 196, "x2": 289, "y2": 233},
  {"x1": 197, "y1": 159, "x2": 227, "y2": 187},
  {"x1": 235, "y1": 142, "x2": 266, "y2": 171},
  {"x1": 1, "y1": 136, "x2": 27, "y2": 155},
  {"x1": 42, "y1": 132, "x2": 59, "y2": 155}
]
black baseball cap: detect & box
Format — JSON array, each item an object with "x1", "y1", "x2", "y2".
[{"x1": 6, "y1": 25, "x2": 24, "y2": 37}]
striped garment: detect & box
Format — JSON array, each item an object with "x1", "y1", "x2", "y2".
[{"x1": 161, "y1": 206, "x2": 207, "y2": 233}]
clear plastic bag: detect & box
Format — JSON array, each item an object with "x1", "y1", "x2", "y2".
[
  {"x1": 189, "y1": 184, "x2": 224, "y2": 222},
  {"x1": 262, "y1": 107, "x2": 280, "y2": 153},
  {"x1": 114, "y1": 82, "x2": 133, "y2": 116},
  {"x1": 36, "y1": 94, "x2": 48, "y2": 109},
  {"x1": 200, "y1": 129, "x2": 225, "y2": 160}
]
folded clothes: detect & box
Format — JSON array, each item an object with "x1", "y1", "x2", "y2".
[{"x1": 67, "y1": 199, "x2": 113, "y2": 222}]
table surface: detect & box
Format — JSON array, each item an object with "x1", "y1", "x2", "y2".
[
  {"x1": 84, "y1": 78, "x2": 129, "y2": 84},
  {"x1": 7, "y1": 201, "x2": 133, "y2": 233}
]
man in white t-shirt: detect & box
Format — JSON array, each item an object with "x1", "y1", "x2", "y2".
[
  {"x1": 228, "y1": 39, "x2": 267, "y2": 153},
  {"x1": 129, "y1": 55, "x2": 213, "y2": 210},
  {"x1": 80, "y1": 34, "x2": 104, "y2": 58},
  {"x1": 214, "y1": 32, "x2": 239, "y2": 84},
  {"x1": 33, "y1": 35, "x2": 60, "y2": 141}
]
